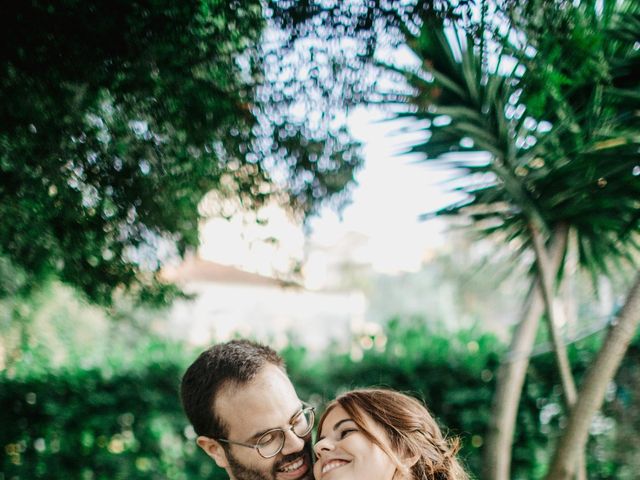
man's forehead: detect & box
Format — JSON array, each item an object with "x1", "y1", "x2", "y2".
[{"x1": 214, "y1": 364, "x2": 301, "y2": 437}]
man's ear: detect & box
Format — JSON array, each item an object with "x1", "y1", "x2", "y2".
[{"x1": 196, "y1": 436, "x2": 230, "y2": 469}]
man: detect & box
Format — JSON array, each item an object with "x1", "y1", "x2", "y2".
[{"x1": 180, "y1": 339, "x2": 314, "y2": 480}]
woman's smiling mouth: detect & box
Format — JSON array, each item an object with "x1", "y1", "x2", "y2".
[{"x1": 321, "y1": 459, "x2": 350, "y2": 475}]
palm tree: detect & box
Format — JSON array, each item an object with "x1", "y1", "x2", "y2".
[{"x1": 377, "y1": 1, "x2": 640, "y2": 478}]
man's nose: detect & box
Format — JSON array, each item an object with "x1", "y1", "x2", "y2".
[{"x1": 280, "y1": 429, "x2": 306, "y2": 456}]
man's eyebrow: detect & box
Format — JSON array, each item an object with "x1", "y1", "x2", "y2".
[
  {"x1": 288, "y1": 403, "x2": 305, "y2": 423},
  {"x1": 247, "y1": 403, "x2": 304, "y2": 441},
  {"x1": 316, "y1": 418, "x2": 355, "y2": 442}
]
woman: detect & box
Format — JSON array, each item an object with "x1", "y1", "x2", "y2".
[{"x1": 313, "y1": 388, "x2": 468, "y2": 480}]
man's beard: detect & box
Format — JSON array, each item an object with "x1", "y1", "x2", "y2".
[{"x1": 225, "y1": 441, "x2": 314, "y2": 480}]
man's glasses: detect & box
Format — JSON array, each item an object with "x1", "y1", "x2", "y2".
[{"x1": 217, "y1": 406, "x2": 315, "y2": 458}]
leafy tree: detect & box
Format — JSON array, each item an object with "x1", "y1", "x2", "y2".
[{"x1": 0, "y1": 0, "x2": 361, "y2": 305}]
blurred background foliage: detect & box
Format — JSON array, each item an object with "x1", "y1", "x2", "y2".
[
  {"x1": 2, "y1": 315, "x2": 639, "y2": 480},
  {"x1": 0, "y1": 0, "x2": 362, "y2": 306}
]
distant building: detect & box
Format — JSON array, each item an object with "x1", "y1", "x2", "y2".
[{"x1": 161, "y1": 255, "x2": 366, "y2": 351}]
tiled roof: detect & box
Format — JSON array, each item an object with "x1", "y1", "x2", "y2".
[{"x1": 161, "y1": 256, "x2": 287, "y2": 287}]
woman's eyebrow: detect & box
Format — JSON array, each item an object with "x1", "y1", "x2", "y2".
[
  {"x1": 333, "y1": 418, "x2": 355, "y2": 430},
  {"x1": 317, "y1": 418, "x2": 356, "y2": 442}
]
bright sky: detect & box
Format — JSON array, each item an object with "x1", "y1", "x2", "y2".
[
  {"x1": 199, "y1": 105, "x2": 462, "y2": 283},
  {"x1": 199, "y1": 26, "x2": 472, "y2": 282},
  {"x1": 307, "y1": 106, "x2": 461, "y2": 273}
]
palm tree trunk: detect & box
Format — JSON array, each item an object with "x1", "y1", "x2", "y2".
[
  {"x1": 545, "y1": 271, "x2": 640, "y2": 480},
  {"x1": 530, "y1": 224, "x2": 578, "y2": 405},
  {"x1": 483, "y1": 224, "x2": 568, "y2": 480},
  {"x1": 530, "y1": 224, "x2": 587, "y2": 480}
]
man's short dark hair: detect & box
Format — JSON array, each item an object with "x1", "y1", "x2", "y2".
[{"x1": 180, "y1": 339, "x2": 285, "y2": 439}]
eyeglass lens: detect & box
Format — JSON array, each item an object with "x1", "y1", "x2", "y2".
[{"x1": 257, "y1": 408, "x2": 314, "y2": 458}]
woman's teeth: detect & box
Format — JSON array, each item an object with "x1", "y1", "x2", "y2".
[{"x1": 322, "y1": 460, "x2": 349, "y2": 474}]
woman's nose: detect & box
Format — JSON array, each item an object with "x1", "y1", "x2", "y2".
[{"x1": 313, "y1": 437, "x2": 334, "y2": 457}]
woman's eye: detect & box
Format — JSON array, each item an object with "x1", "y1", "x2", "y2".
[{"x1": 339, "y1": 428, "x2": 357, "y2": 439}]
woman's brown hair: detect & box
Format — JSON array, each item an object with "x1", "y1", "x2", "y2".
[{"x1": 317, "y1": 388, "x2": 468, "y2": 480}]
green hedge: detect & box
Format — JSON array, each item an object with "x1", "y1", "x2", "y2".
[
  {"x1": 2, "y1": 319, "x2": 638, "y2": 479},
  {"x1": 1, "y1": 361, "x2": 224, "y2": 480}
]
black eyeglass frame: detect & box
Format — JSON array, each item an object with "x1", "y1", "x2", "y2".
[{"x1": 216, "y1": 405, "x2": 315, "y2": 459}]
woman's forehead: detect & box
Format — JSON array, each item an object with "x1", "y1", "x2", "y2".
[
  {"x1": 320, "y1": 403, "x2": 391, "y2": 446},
  {"x1": 319, "y1": 405, "x2": 358, "y2": 434}
]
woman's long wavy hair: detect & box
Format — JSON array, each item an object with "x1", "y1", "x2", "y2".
[{"x1": 317, "y1": 388, "x2": 468, "y2": 480}]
